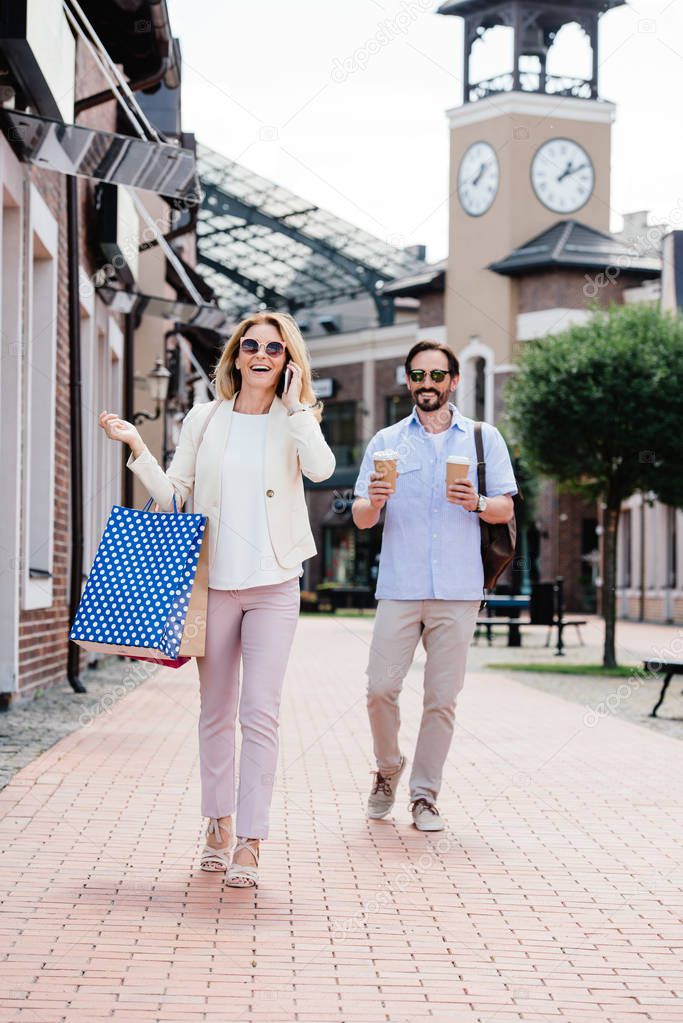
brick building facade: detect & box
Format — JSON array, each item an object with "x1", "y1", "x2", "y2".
[
  {"x1": 1, "y1": 1, "x2": 196, "y2": 705},
  {"x1": 14, "y1": 40, "x2": 122, "y2": 699},
  {"x1": 17, "y1": 162, "x2": 75, "y2": 697}
]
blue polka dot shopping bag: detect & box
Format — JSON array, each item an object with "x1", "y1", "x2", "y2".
[{"x1": 69, "y1": 496, "x2": 209, "y2": 668}]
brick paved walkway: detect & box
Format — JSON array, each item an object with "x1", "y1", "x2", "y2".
[
  {"x1": 471, "y1": 617, "x2": 683, "y2": 742},
  {"x1": 1, "y1": 616, "x2": 682, "y2": 1022}
]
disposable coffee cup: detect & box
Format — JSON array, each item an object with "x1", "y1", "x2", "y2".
[
  {"x1": 373, "y1": 449, "x2": 399, "y2": 493},
  {"x1": 446, "y1": 455, "x2": 470, "y2": 497}
]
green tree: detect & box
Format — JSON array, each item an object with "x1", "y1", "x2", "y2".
[{"x1": 506, "y1": 303, "x2": 683, "y2": 667}]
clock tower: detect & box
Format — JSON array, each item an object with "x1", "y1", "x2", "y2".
[{"x1": 438, "y1": 0, "x2": 625, "y2": 419}]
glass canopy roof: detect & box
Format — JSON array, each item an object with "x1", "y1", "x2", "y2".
[{"x1": 195, "y1": 143, "x2": 424, "y2": 323}]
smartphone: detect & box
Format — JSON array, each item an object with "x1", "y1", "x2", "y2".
[{"x1": 283, "y1": 365, "x2": 293, "y2": 393}]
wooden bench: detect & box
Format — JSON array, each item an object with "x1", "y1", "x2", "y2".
[
  {"x1": 475, "y1": 578, "x2": 586, "y2": 656},
  {"x1": 643, "y1": 661, "x2": 683, "y2": 718}
]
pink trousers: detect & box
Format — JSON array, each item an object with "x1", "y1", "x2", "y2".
[{"x1": 195, "y1": 577, "x2": 300, "y2": 839}]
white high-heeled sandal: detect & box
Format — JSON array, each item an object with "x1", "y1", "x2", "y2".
[
  {"x1": 200, "y1": 817, "x2": 233, "y2": 872},
  {"x1": 227, "y1": 838, "x2": 259, "y2": 887}
]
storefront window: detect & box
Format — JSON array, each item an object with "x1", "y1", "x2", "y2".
[
  {"x1": 385, "y1": 393, "x2": 413, "y2": 425},
  {"x1": 323, "y1": 523, "x2": 380, "y2": 588},
  {"x1": 321, "y1": 401, "x2": 360, "y2": 467},
  {"x1": 324, "y1": 528, "x2": 355, "y2": 584},
  {"x1": 620, "y1": 509, "x2": 632, "y2": 588},
  {"x1": 667, "y1": 506, "x2": 677, "y2": 589}
]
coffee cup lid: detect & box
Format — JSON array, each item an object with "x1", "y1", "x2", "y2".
[
  {"x1": 447, "y1": 455, "x2": 470, "y2": 464},
  {"x1": 373, "y1": 449, "x2": 399, "y2": 460}
]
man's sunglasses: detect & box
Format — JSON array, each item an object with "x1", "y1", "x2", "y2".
[
  {"x1": 407, "y1": 369, "x2": 450, "y2": 383},
  {"x1": 240, "y1": 338, "x2": 286, "y2": 357}
]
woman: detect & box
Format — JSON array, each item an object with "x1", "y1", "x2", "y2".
[{"x1": 99, "y1": 311, "x2": 335, "y2": 886}]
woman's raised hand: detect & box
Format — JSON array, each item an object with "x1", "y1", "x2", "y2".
[
  {"x1": 281, "y1": 360, "x2": 303, "y2": 411},
  {"x1": 98, "y1": 411, "x2": 143, "y2": 455}
]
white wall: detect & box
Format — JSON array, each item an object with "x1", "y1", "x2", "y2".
[
  {"x1": 616, "y1": 492, "x2": 683, "y2": 618},
  {"x1": 81, "y1": 283, "x2": 124, "y2": 575},
  {"x1": 26, "y1": 0, "x2": 75, "y2": 121},
  {"x1": 517, "y1": 307, "x2": 592, "y2": 341},
  {"x1": 455, "y1": 338, "x2": 495, "y2": 423},
  {"x1": 21, "y1": 184, "x2": 58, "y2": 611},
  {"x1": 0, "y1": 140, "x2": 26, "y2": 692}
]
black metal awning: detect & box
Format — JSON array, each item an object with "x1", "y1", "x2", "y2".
[
  {"x1": 0, "y1": 108, "x2": 201, "y2": 204},
  {"x1": 173, "y1": 323, "x2": 225, "y2": 381},
  {"x1": 98, "y1": 285, "x2": 228, "y2": 333},
  {"x1": 382, "y1": 260, "x2": 446, "y2": 298},
  {"x1": 165, "y1": 249, "x2": 217, "y2": 304},
  {"x1": 156, "y1": 251, "x2": 230, "y2": 377}
]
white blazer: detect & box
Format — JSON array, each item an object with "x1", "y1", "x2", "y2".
[{"x1": 126, "y1": 396, "x2": 336, "y2": 571}]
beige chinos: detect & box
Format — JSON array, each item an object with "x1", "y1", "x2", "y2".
[{"x1": 366, "y1": 597, "x2": 480, "y2": 804}]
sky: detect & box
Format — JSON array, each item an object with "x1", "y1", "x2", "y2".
[{"x1": 168, "y1": 0, "x2": 683, "y2": 263}]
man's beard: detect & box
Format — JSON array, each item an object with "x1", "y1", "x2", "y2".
[{"x1": 415, "y1": 389, "x2": 449, "y2": 411}]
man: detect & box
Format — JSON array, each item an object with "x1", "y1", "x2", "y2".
[{"x1": 352, "y1": 340, "x2": 518, "y2": 831}]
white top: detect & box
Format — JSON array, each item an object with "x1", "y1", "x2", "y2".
[
  {"x1": 426, "y1": 429, "x2": 450, "y2": 457},
  {"x1": 210, "y1": 412, "x2": 303, "y2": 590}
]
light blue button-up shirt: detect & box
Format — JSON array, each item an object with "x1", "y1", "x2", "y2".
[{"x1": 354, "y1": 403, "x2": 518, "y2": 600}]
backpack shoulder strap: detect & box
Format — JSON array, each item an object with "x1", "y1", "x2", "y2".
[
  {"x1": 196, "y1": 399, "x2": 222, "y2": 450},
  {"x1": 474, "y1": 422, "x2": 487, "y2": 497},
  {"x1": 475, "y1": 421, "x2": 525, "y2": 502}
]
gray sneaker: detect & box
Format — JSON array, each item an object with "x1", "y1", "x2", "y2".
[
  {"x1": 367, "y1": 755, "x2": 407, "y2": 819},
  {"x1": 410, "y1": 797, "x2": 444, "y2": 831}
]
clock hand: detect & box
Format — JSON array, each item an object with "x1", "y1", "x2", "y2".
[
  {"x1": 556, "y1": 160, "x2": 588, "y2": 183},
  {"x1": 557, "y1": 161, "x2": 574, "y2": 182},
  {"x1": 472, "y1": 162, "x2": 488, "y2": 187},
  {"x1": 563, "y1": 162, "x2": 590, "y2": 179}
]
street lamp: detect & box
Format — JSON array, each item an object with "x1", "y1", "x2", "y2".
[{"x1": 132, "y1": 359, "x2": 171, "y2": 424}]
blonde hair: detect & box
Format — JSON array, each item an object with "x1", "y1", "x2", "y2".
[{"x1": 212, "y1": 310, "x2": 323, "y2": 421}]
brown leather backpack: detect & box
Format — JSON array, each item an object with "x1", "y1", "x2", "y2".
[{"x1": 473, "y1": 422, "x2": 521, "y2": 593}]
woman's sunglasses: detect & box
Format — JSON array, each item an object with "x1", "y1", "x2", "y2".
[
  {"x1": 240, "y1": 338, "x2": 286, "y2": 357},
  {"x1": 407, "y1": 369, "x2": 449, "y2": 383}
]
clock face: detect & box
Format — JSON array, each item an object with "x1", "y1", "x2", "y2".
[
  {"x1": 458, "y1": 141, "x2": 500, "y2": 217},
  {"x1": 531, "y1": 138, "x2": 595, "y2": 213}
]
